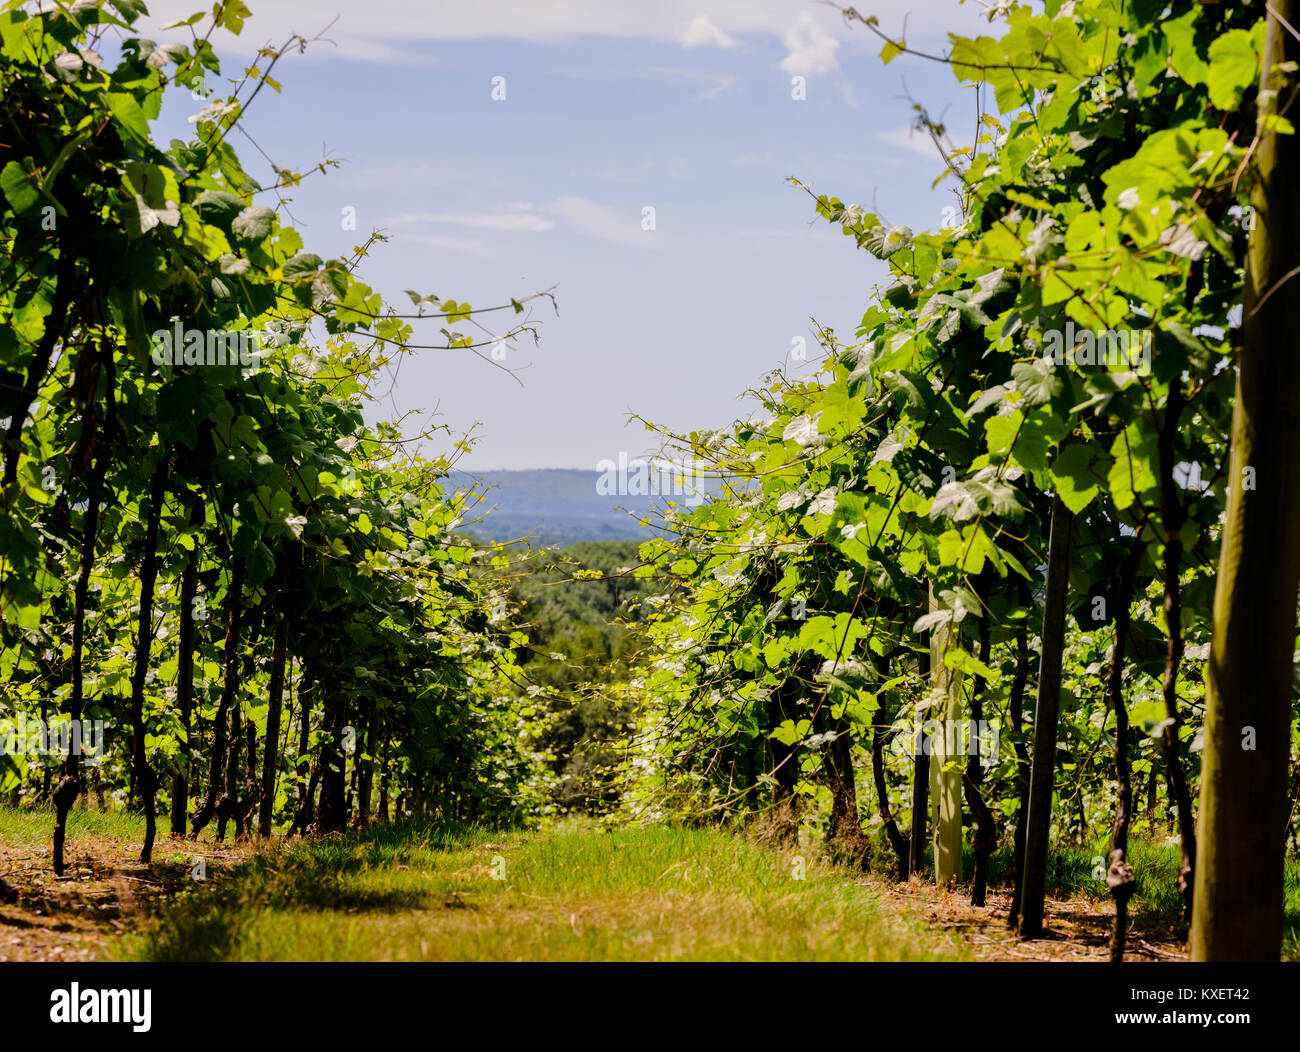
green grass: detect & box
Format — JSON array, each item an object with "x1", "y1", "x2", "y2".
[
  {"x1": 0, "y1": 803, "x2": 149, "y2": 844},
  {"x1": 983, "y1": 839, "x2": 1188, "y2": 919},
  {"x1": 121, "y1": 821, "x2": 974, "y2": 962},
  {"x1": 5, "y1": 805, "x2": 1297, "y2": 961}
]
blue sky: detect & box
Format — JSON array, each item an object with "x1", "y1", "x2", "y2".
[{"x1": 139, "y1": 0, "x2": 998, "y2": 470}]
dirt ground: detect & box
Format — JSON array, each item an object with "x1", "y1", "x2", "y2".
[
  {"x1": 870, "y1": 879, "x2": 1186, "y2": 961},
  {"x1": 0, "y1": 834, "x2": 254, "y2": 962}
]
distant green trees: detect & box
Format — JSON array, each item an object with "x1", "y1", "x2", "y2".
[{"x1": 504, "y1": 541, "x2": 659, "y2": 815}]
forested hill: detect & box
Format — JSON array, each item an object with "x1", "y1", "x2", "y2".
[{"x1": 448, "y1": 468, "x2": 662, "y2": 545}]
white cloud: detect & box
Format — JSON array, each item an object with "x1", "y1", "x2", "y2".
[
  {"x1": 141, "y1": 1, "x2": 990, "y2": 69},
  {"x1": 696, "y1": 74, "x2": 736, "y2": 99},
  {"x1": 549, "y1": 196, "x2": 656, "y2": 247},
  {"x1": 680, "y1": 14, "x2": 738, "y2": 48},
  {"x1": 387, "y1": 209, "x2": 556, "y2": 232},
  {"x1": 404, "y1": 233, "x2": 497, "y2": 259},
  {"x1": 138, "y1": 1, "x2": 839, "y2": 66},
  {"x1": 554, "y1": 64, "x2": 736, "y2": 100},
  {"x1": 779, "y1": 12, "x2": 838, "y2": 76},
  {"x1": 648, "y1": 65, "x2": 735, "y2": 100},
  {"x1": 386, "y1": 197, "x2": 662, "y2": 245}
]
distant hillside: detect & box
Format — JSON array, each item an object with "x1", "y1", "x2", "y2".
[{"x1": 446, "y1": 468, "x2": 689, "y2": 546}]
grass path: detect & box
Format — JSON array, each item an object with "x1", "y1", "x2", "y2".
[
  {"x1": 122, "y1": 822, "x2": 977, "y2": 961},
  {"x1": 0, "y1": 805, "x2": 1268, "y2": 961}
]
